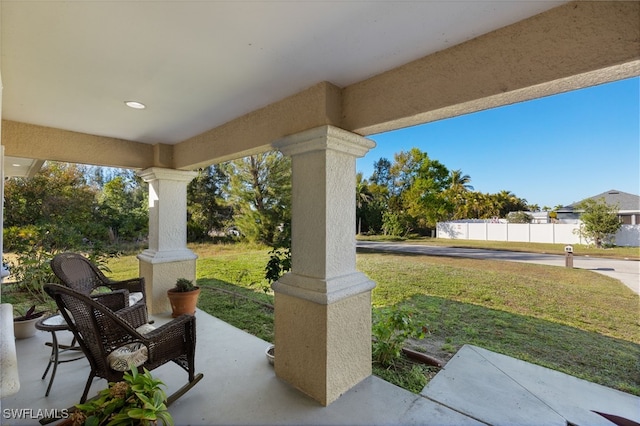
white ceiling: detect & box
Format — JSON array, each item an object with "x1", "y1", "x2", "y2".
[{"x1": 1, "y1": 1, "x2": 567, "y2": 147}]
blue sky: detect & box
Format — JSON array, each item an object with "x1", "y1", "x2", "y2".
[{"x1": 356, "y1": 77, "x2": 640, "y2": 209}]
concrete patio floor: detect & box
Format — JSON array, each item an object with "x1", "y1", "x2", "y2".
[{"x1": 1, "y1": 309, "x2": 638, "y2": 425}]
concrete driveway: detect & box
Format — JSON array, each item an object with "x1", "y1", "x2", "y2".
[{"x1": 356, "y1": 241, "x2": 640, "y2": 295}]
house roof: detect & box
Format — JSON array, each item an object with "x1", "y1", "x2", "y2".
[{"x1": 564, "y1": 190, "x2": 640, "y2": 212}]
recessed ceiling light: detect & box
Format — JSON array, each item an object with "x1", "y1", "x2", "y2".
[{"x1": 125, "y1": 101, "x2": 146, "y2": 109}]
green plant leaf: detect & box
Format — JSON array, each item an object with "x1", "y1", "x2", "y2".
[
  {"x1": 84, "y1": 416, "x2": 100, "y2": 426},
  {"x1": 126, "y1": 407, "x2": 157, "y2": 420},
  {"x1": 156, "y1": 410, "x2": 175, "y2": 426}
]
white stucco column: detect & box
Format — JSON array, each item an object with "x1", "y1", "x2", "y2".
[
  {"x1": 273, "y1": 125, "x2": 376, "y2": 406},
  {"x1": 137, "y1": 167, "x2": 198, "y2": 314}
]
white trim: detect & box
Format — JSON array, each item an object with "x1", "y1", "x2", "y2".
[{"x1": 273, "y1": 271, "x2": 375, "y2": 305}]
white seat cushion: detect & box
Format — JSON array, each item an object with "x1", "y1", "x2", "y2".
[{"x1": 129, "y1": 292, "x2": 143, "y2": 306}]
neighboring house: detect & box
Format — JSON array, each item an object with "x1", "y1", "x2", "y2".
[
  {"x1": 556, "y1": 189, "x2": 640, "y2": 225},
  {"x1": 530, "y1": 211, "x2": 550, "y2": 224}
]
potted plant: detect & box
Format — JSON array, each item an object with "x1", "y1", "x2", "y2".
[
  {"x1": 167, "y1": 278, "x2": 200, "y2": 317},
  {"x1": 68, "y1": 367, "x2": 173, "y2": 426},
  {"x1": 265, "y1": 345, "x2": 275, "y2": 366},
  {"x1": 263, "y1": 247, "x2": 290, "y2": 365},
  {"x1": 13, "y1": 305, "x2": 46, "y2": 339}
]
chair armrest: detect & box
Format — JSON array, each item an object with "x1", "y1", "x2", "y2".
[
  {"x1": 114, "y1": 303, "x2": 148, "y2": 329},
  {"x1": 92, "y1": 290, "x2": 128, "y2": 311},
  {"x1": 143, "y1": 314, "x2": 195, "y2": 363},
  {"x1": 107, "y1": 277, "x2": 145, "y2": 296}
]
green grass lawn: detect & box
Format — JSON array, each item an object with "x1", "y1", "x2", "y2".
[
  {"x1": 359, "y1": 252, "x2": 639, "y2": 394},
  {"x1": 90, "y1": 242, "x2": 640, "y2": 396}
]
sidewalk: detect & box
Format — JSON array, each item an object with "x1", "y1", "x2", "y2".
[{"x1": 422, "y1": 345, "x2": 640, "y2": 426}]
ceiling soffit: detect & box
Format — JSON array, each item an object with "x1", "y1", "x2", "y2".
[{"x1": 1, "y1": 1, "x2": 638, "y2": 171}]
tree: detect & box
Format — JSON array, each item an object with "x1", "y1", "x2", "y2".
[
  {"x1": 576, "y1": 198, "x2": 622, "y2": 248},
  {"x1": 356, "y1": 173, "x2": 373, "y2": 234},
  {"x1": 187, "y1": 166, "x2": 233, "y2": 241},
  {"x1": 223, "y1": 152, "x2": 291, "y2": 246},
  {"x1": 507, "y1": 211, "x2": 533, "y2": 223},
  {"x1": 96, "y1": 174, "x2": 148, "y2": 243},
  {"x1": 461, "y1": 191, "x2": 497, "y2": 219},
  {"x1": 359, "y1": 180, "x2": 388, "y2": 235},
  {"x1": 494, "y1": 190, "x2": 528, "y2": 218},
  {"x1": 445, "y1": 169, "x2": 473, "y2": 220},
  {"x1": 370, "y1": 158, "x2": 393, "y2": 192},
  {"x1": 449, "y1": 169, "x2": 474, "y2": 192},
  {"x1": 3, "y1": 162, "x2": 100, "y2": 250},
  {"x1": 389, "y1": 148, "x2": 452, "y2": 232}
]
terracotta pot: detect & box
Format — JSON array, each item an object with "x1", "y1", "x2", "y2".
[{"x1": 167, "y1": 287, "x2": 200, "y2": 317}]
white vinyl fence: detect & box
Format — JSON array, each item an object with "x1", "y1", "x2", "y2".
[{"x1": 436, "y1": 222, "x2": 640, "y2": 247}]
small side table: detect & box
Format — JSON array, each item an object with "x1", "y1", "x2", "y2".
[{"x1": 35, "y1": 314, "x2": 84, "y2": 396}]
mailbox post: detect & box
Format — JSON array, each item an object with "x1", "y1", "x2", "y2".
[{"x1": 564, "y1": 245, "x2": 574, "y2": 268}]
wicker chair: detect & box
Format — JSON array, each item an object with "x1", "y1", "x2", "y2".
[
  {"x1": 43, "y1": 283, "x2": 203, "y2": 405},
  {"x1": 50, "y1": 252, "x2": 148, "y2": 328}
]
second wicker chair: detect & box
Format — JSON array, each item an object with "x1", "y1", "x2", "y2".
[{"x1": 50, "y1": 252, "x2": 148, "y2": 328}]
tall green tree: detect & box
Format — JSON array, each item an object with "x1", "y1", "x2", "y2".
[
  {"x1": 445, "y1": 169, "x2": 474, "y2": 220},
  {"x1": 390, "y1": 148, "x2": 452, "y2": 231},
  {"x1": 96, "y1": 174, "x2": 148, "y2": 243},
  {"x1": 370, "y1": 158, "x2": 393, "y2": 193},
  {"x1": 576, "y1": 198, "x2": 622, "y2": 248},
  {"x1": 187, "y1": 165, "x2": 233, "y2": 241},
  {"x1": 223, "y1": 152, "x2": 291, "y2": 246}
]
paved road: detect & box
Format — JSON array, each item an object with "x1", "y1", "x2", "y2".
[{"x1": 356, "y1": 241, "x2": 640, "y2": 295}]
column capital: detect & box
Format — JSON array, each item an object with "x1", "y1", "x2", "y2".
[
  {"x1": 138, "y1": 167, "x2": 198, "y2": 183},
  {"x1": 274, "y1": 125, "x2": 375, "y2": 158},
  {"x1": 273, "y1": 271, "x2": 375, "y2": 305}
]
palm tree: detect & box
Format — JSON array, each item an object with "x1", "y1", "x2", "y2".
[
  {"x1": 356, "y1": 172, "x2": 373, "y2": 234},
  {"x1": 449, "y1": 169, "x2": 474, "y2": 192},
  {"x1": 447, "y1": 169, "x2": 474, "y2": 219},
  {"x1": 494, "y1": 190, "x2": 527, "y2": 218}
]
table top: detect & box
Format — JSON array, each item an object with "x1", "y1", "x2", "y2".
[{"x1": 35, "y1": 314, "x2": 69, "y2": 331}]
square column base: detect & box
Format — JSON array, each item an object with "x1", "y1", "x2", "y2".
[
  {"x1": 274, "y1": 290, "x2": 372, "y2": 406},
  {"x1": 138, "y1": 257, "x2": 196, "y2": 314}
]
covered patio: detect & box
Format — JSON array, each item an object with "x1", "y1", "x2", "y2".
[
  {"x1": 2, "y1": 309, "x2": 639, "y2": 425},
  {"x1": 1, "y1": 0, "x2": 639, "y2": 412}
]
